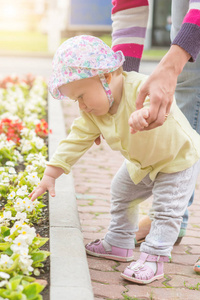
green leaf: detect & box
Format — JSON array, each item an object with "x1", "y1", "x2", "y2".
[
  {"x1": 0, "y1": 242, "x2": 11, "y2": 251},
  {"x1": 4, "y1": 247, "x2": 13, "y2": 256},
  {"x1": 9, "y1": 275, "x2": 23, "y2": 291},
  {"x1": 0, "y1": 226, "x2": 10, "y2": 236},
  {"x1": 32, "y1": 295, "x2": 42, "y2": 300},
  {"x1": 32, "y1": 237, "x2": 49, "y2": 248},
  {"x1": 23, "y1": 282, "x2": 44, "y2": 299},
  {"x1": 0, "y1": 255, "x2": 19, "y2": 274},
  {"x1": 22, "y1": 276, "x2": 36, "y2": 283},
  {"x1": 1, "y1": 290, "x2": 23, "y2": 300},
  {"x1": 31, "y1": 251, "x2": 50, "y2": 264},
  {"x1": 2, "y1": 229, "x2": 11, "y2": 238}
]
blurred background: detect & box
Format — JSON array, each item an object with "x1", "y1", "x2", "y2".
[{"x1": 0, "y1": 0, "x2": 171, "y2": 59}]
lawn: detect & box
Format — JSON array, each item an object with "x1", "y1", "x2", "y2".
[
  {"x1": 0, "y1": 31, "x2": 48, "y2": 52},
  {"x1": 0, "y1": 31, "x2": 168, "y2": 59}
]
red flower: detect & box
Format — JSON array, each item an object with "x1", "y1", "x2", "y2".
[
  {"x1": 35, "y1": 119, "x2": 52, "y2": 138},
  {"x1": 0, "y1": 118, "x2": 24, "y2": 145}
]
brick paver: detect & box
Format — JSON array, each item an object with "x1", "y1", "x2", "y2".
[{"x1": 62, "y1": 100, "x2": 200, "y2": 300}]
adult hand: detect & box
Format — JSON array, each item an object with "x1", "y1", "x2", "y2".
[
  {"x1": 130, "y1": 45, "x2": 191, "y2": 132},
  {"x1": 135, "y1": 63, "x2": 175, "y2": 130}
]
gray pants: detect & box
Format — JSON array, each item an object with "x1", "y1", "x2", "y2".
[{"x1": 105, "y1": 160, "x2": 200, "y2": 257}]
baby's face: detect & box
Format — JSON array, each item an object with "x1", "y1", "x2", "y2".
[{"x1": 59, "y1": 76, "x2": 110, "y2": 116}]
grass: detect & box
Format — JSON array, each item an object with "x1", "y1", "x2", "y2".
[
  {"x1": 0, "y1": 31, "x2": 168, "y2": 60},
  {"x1": 0, "y1": 30, "x2": 48, "y2": 52},
  {"x1": 184, "y1": 281, "x2": 200, "y2": 290}
]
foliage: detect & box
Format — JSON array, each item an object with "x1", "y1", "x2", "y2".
[{"x1": 0, "y1": 75, "x2": 50, "y2": 299}]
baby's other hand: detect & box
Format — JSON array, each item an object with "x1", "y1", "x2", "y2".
[
  {"x1": 128, "y1": 108, "x2": 149, "y2": 134},
  {"x1": 29, "y1": 175, "x2": 56, "y2": 201}
]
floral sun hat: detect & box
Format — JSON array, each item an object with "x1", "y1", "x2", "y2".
[{"x1": 48, "y1": 35, "x2": 125, "y2": 107}]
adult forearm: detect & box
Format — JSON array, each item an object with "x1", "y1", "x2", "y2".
[
  {"x1": 159, "y1": 45, "x2": 191, "y2": 76},
  {"x1": 172, "y1": 3, "x2": 200, "y2": 61}
]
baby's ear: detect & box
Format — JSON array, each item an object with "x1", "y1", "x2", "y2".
[{"x1": 104, "y1": 73, "x2": 112, "y2": 84}]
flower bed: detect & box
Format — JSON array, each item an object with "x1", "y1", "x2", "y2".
[{"x1": 0, "y1": 75, "x2": 50, "y2": 300}]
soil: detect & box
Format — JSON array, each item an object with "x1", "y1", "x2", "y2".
[{"x1": 32, "y1": 137, "x2": 50, "y2": 300}]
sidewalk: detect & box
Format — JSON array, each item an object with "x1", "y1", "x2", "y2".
[{"x1": 62, "y1": 100, "x2": 200, "y2": 300}]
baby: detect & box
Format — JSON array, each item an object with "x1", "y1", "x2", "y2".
[{"x1": 30, "y1": 35, "x2": 200, "y2": 284}]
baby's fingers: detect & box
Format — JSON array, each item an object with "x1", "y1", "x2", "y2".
[
  {"x1": 129, "y1": 109, "x2": 149, "y2": 133},
  {"x1": 29, "y1": 186, "x2": 46, "y2": 201}
]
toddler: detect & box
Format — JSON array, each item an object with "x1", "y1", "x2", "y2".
[{"x1": 30, "y1": 35, "x2": 200, "y2": 284}]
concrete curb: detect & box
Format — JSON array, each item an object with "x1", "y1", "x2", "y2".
[{"x1": 48, "y1": 93, "x2": 94, "y2": 300}]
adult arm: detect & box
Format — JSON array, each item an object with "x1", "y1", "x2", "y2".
[
  {"x1": 95, "y1": 0, "x2": 149, "y2": 145},
  {"x1": 132, "y1": 0, "x2": 200, "y2": 132},
  {"x1": 111, "y1": 0, "x2": 149, "y2": 72}
]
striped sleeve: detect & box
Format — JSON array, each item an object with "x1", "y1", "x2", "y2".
[
  {"x1": 172, "y1": 0, "x2": 200, "y2": 61},
  {"x1": 111, "y1": 0, "x2": 149, "y2": 72}
]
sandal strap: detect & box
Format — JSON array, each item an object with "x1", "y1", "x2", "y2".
[{"x1": 141, "y1": 252, "x2": 169, "y2": 262}]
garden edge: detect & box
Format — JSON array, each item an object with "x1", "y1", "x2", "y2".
[{"x1": 48, "y1": 93, "x2": 94, "y2": 300}]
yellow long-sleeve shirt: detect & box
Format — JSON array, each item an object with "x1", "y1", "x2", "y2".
[{"x1": 48, "y1": 71, "x2": 200, "y2": 184}]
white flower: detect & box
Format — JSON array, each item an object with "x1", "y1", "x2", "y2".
[
  {"x1": 0, "y1": 271, "x2": 10, "y2": 279},
  {"x1": 2, "y1": 211, "x2": 12, "y2": 220},
  {"x1": 26, "y1": 172, "x2": 40, "y2": 186},
  {"x1": 10, "y1": 220, "x2": 24, "y2": 234},
  {"x1": 5, "y1": 161, "x2": 15, "y2": 167},
  {"x1": 8, "y1": 167, "x2": 16, "y2": 174},
  {"x1": 1, "y1": 177, "x2": 9, "y2": 186},
  {"x1": 0, "y1": 255, "x2": 13, "y2": 269},
  {"x1": 0, "y1": 133, "x2": 7, "y2": 141},
  {"x1": 18, "y1": 247, "x2": 29, "y2": 256},
  {"x1": 20, "y1": 128, "x2": 29, "y2": 137},
  {"x1": 25, "y1": 165, "x2": 36, "y2": 172},
  {"x1": 11, "y1": 236, "x2": 28, "y2": 254},
  {"x1": 7, "y1": 191, "x2": 16, "y2": 200},
  {"x1": 0, "y1": 280, "x2": 9, "y2": 287},
  {"x1": 7, "y1": 140, "x2": 15, "y2": 147},
  {"x1": 15, "y1": 212, "x2": 28, "y2": 222},
  {"x1": 16, "y1": 186, "x2": 28, "y2": 196},
  {"x1": 17, "y1": 172, "x2": 23, "y2": 180},
  {"x1": 21, "y1": 140, "x2": 32, "y2": 153},
  {"x1": 24, "y1": 198, "x2": 35, "y2": 212},
  {"x1": 11, "y1": 244, "x2": 29, "y2": 255},
  {"x1": 32, "y1": 199, "x2": 39, "y2": 207},
  {"x1": 18, "y1": 225, "x2": 36, "y2": 245},
  {"x1": 33, "y1": 137, "x2": 44, "y2": 150},
  {"x1": 14, "y1": 198, "x2": 25, "y2": 212},
  {"x1": 0, "y1": 211, "x2": 14, "y2": 225},
  {"x1": 19, "y1": 255, "x2": 33, "y2": 274},
  {"x1": 14, "y1": 150, "x2": 23, "y2": 162}
]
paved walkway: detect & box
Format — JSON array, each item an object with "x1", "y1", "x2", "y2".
[{"x1": 62, "y1": 99, "x2": 200, "y2": 300}]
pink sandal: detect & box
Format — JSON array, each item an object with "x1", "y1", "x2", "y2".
[
  {"x1": 85, "y1": 239, "x2": 134, "y2": 262},
  {"x1": 193, "y1": 257, "x2": 200, "y2": 274},
  {"x1": 121, "y1": 252, "x2": 169, "y2": 284}
]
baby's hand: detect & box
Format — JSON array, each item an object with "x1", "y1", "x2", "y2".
[
  {"x1": 128, "y1": 108, "x2": 149, "y2": 134},
  {"x1": 29, "y1": 174, "x2": 56, "y2": 201}
]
